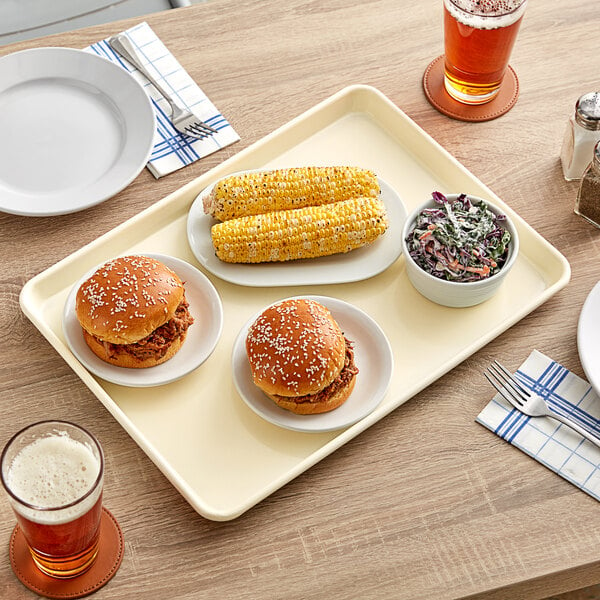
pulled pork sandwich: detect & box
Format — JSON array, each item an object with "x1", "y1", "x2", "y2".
[
  {"x1": 75, "y1": 255, "x2": 194, "y2": 368},
  {"x1": 245, "y1": 298, "x2": 358, "y2": 414}
]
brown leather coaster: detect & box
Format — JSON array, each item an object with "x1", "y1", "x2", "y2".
[
  {"x1": 8, "y1": 507, "x2": 124, "y2": 599},
  {"x1": 423, "y1": 55, "x2": 519, "y2": 122}
]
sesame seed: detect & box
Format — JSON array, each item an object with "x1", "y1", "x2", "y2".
[{"x1": 78, "y1": 255, "x2": 182, "y2": 335}]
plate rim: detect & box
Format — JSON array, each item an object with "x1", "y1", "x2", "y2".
[
  {"x1": 577, "y1": 280, "x2": 600, "y2": 395},
  {"x1": 186, "y1": 169, "x2": 407, "y2": 287},
  {"x1": 62, "y1": 253, "x2": 224, "y2": 387},
  {"x1": 0, "y1": 47, "x2": 155, "y2": 217},
  {"x1": 231, "y1": 294, "x2": 394, "y2": 432}
]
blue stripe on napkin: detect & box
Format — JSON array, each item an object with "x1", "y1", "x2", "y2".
[
  {"x1": 477, "y1": 350, "x2": 600, "y2": 500},
  {"x1": 86, "y1": 22, "x2": 240, "y2": 178}
]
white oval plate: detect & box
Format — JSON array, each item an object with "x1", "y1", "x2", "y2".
[
  {"x1": 0, "y1": 47, "x2": 155, "y2": 216},
  {"x1": 63, "y1": 254, "x2": 223, "y2": 387},
  {"x1": 578, "y1": 280, "x2": 600, "y2": 396},
  {"x1": 186, "y1": 171, "x2": 407, "y2": 286},
  {"x1": 232, "y1": 295, "x2": 393, "y2": 432}
]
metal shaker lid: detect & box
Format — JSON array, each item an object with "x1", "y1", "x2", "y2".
[{"x1": 575, "y1": 93, "x2": 600, "y2": 130}]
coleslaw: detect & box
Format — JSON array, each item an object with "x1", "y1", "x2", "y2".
[{"x1": 405, "y1": 192, "x2": 512, "y2": 282}]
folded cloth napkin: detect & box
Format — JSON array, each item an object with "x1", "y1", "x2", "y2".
[
  {"x1": 477, "y1": 350, "x2": 600, "y2": 501},
  {"x1": 87, "y1": 22, "x2": 240, "y2": 178}
]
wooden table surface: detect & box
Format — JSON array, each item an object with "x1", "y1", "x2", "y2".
[{"x1": 1, "y1": 1, "x2": 600, "y2": 598}]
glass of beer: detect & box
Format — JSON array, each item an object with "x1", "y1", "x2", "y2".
[
  {"x1": 1, "y1": 421, "x2": 104, "y2": 579},
  {"x1": 443, "y1": 0, "x2": 527, "y2": 105}
]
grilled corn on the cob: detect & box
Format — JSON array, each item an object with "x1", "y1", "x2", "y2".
[
  {"x1": 211, "y1": 196, "x2": 389, "y2": 263},
  {"x1": 203, "y1": 166, "x2": 380, "y2": 222}
]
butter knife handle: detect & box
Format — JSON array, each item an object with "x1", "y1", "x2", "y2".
[{"x1": 108, "y1": 34, "x2": 178, "y2": 111}]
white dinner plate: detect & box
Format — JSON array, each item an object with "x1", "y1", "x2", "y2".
[
  {"x1": 0, "y1": 47, "x2": 155, "y2": 216},
  {"x1": 63, "y1": 254, "x2": 223, "y2": 387},
  {"x1": 232, "y1": 295, "x2": 393, "y2": 432},
  {"x1": 577, "y1": 280, "x2": 600, "y2": 395},
  {"x1": 186, "y1": 171, "x2": 407, "y2": 286}
]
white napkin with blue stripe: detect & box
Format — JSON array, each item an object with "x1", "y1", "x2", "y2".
[
  {"x1": 477, "y1": 350, "x2": 600, "y2": 500},
  {"x1": 87, "y1": 22, "x2": 240, "y2": 178}
]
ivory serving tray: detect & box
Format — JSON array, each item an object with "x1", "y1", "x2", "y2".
[{"x1": 20, "y1": 85, "x2": 570, "y2": 521}]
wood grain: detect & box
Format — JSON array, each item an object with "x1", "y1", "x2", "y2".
[{"x1": 1, "y1": 1, "x2": 600, "y2": 598}]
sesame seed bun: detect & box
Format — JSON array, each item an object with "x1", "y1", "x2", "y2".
[
  {"x1": 75, "y1": 255, "x2": 184, "y2": 345},
  {"x1": 74, "y1": 256, "x2": 194, "y2": 369},
  {"x1": 245, "y1": 298, "x2": 347, "y2": 399}
]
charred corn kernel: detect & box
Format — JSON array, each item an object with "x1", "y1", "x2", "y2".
[
  {"x1": 203, "y1": 166, "x2": 380, "y2": 221},
  {"x1": 211, "y1": 196, "x2": 389, "y2": 263}
]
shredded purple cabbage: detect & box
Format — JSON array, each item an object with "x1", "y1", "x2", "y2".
[{"x1": 405, "y1": 192, "x2": 511, "y2": 282}]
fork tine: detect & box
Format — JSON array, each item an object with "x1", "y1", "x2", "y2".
[
  {"x1": 188, "y1": 122, "x2": 217, "y2": 135},
  {"x1": 485, "y1": 364, "x2": 525, "y2": 408},
  {"x1": 489, "y1": 362, "x2": 518, "y2": 396},
  {"x1": 186, "y1": 125, "x2": 205, "y2": 136},
  {"x1": 484, "y1": 372, "x2": 513, "y2": 402},
  {"x1": 184, "y1": 126, "x2": 209, "y2": 139},
  {"x1": 489, "y1": 363, "x2": 518, "y2": 392},
  {"x1": 197, "y1": 121, "x2": 218, "y2": 133},
  {"x1": 492, "y1": 361, "x2": 531, "y2": 397}
]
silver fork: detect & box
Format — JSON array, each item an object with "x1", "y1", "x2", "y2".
[
  {"x1": 485, "y1": 360, "x2": 600, "y2": 448},
  {"x1": 108, "y1": 34, "x2": 217, "y2": 139}
]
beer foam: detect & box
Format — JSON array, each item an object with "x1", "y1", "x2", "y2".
[
  {"x1": 445, "y1": 0, "x2": 526, "y2": 29},
  {"x1": 7, "y1": 434, "x2": 102, "y2": 524}
]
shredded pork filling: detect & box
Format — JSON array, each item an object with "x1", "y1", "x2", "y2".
[
  {"x1": 274, "y1": 338, "x2": 358, "y2": 404},
  {"x1": 96, "y1": 299, "x2": 194, "y2": 361}
]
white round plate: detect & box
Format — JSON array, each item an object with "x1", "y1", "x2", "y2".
[
  {"x1": 577, "y1": 280, "x2": 600, "y2": 396},
  {"x1": 0, "y1": 48, "x2": 155, "y2": 216},
  {"x1": 63, "y1": 254, "x2": 223, "y2": 387},
  {"x1": 232, "y1": 295, "x2": 394, "y2": 432},
  {"x1": 186, "y1": 171, "x2": 407, "y2": 286}
]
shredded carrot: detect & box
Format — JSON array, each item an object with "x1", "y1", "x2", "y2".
[{"x1": 465, "y1": 265, "x2": 490, "y2": 275}]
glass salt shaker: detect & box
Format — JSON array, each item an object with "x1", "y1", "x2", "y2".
[
  {"x1": 560, "y1": 92, "x2": 600, "y2": 181},
  {"x1": 575, "y1": 140, "x2": 600, "y2": 229}
]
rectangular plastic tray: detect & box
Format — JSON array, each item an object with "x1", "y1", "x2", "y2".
[{"x1": 20, "y1": 85, "x2": 570, "y2": 520}]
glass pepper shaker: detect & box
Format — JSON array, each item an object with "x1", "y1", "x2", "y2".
[
  {"x1": 560, "y1": 92, "x2": 600, "y2": 181},
  {"x1": 575, "y1": 140, "x2": 600, "y2": 228}
]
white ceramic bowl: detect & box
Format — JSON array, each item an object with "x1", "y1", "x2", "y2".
[{"x1": 401, "y1": 193, "x2": 519, "y2": 308}]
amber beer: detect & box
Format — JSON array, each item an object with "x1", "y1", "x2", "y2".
[
  {"x1": 1, "y1": 421, "x2": 104, "y2": 578},
  {"x1": 443, "y1": 0, "x2": 527, "y2": 105}
]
